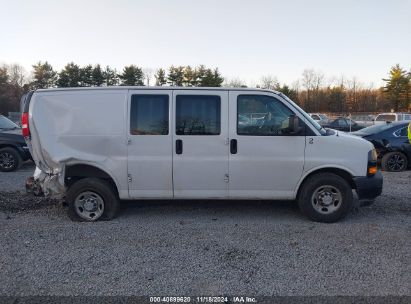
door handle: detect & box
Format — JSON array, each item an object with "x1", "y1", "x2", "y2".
[
  {"x1": 176, "y1": 139, "x2": 183, "y2": 154},
  {"x1": 230, "y1": 139, "x2": 237, "y2": 154}
]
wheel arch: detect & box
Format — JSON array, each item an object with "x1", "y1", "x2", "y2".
[
  {"x1": 64, "y1": 163, "x2": 120, "y2": 197},
  {"x1": 295, "y1": 166, "x2": 356, "y2": 200}
]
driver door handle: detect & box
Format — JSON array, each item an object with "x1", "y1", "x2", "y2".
[{"x1": 230, "y1": 139, "x2": 237, "y2": 154}]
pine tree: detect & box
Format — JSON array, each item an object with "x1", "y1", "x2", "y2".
[
  {"x1": 31, "y1": 61, "x2": 57, "y2": 89},
  {"x1": 119, "y1": 65, "x2": 144, "y2": 86},
  {"x1": 92, "y1": 64, "x2": 105, "y2": 86},
  {"x1": 212, "y1": 68, "x2": 224, "y2": 87},
  {"x1": 57, "y1": 62, "x2": 81, "y2": 87},
  {"x1": 167, "y1": 66, "x2": 184, "y2": 86},
  {"x1": 103, "y1": 66, "x2": 119, "y2": 86},
  {"x1": 80, "y1": 65, "x2": 93, "y2": 87},
  {"x1": 195, "y1": 65, "x2": 207, "y2": 86},
  {"x1": 383, "y1": 64, "x2": 410, "y2": 111},
  {"x1": 183, "y1": 66, "x2": 196, "y2": 86},
  {"x1": 154, "y1": 68, "x2": 167, "y2": 86}
]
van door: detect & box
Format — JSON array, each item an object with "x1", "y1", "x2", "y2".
[
  {"x1": 127, "y1": 90, "x2": 173, "y2": 198},
  {"x1": 172, "y1": 90, "x2": 229, "y2": 198},
  {"x1": 228, "y1": 91, "x2": 306, "y2": 199}
]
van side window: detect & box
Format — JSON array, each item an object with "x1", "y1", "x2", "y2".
[
  {"x1": 176, "y1": 95, "x2": 221, "y2": 135},
  {"x1": 237, "y1": 95, "x2": 300, "y2": 136},
  {"x1": 130, "y1": 94, "x2": 169, "y2": 135}
]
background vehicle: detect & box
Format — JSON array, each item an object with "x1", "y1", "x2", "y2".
[
  {"x1": 374, "y1": 112, "x2": 411, "y2": 125},
  {"x1": 351, "y1": 114, "x2": 376, "y2": 127},
  {"x1": 309, "y1": 113, "x2": 329, "y2": 125},
  {"x1": 352, "y1": 121, "x2": 411, "y2": 172},
  {"x1": 323, "y1": 117, "x2": 364, "y2": 132},
  {"x1": 23, "y1": 87, "x2": 382, "y2": 223},
  {"x1": 0, "y1": 115, "x2": 31, "y2": 172}
]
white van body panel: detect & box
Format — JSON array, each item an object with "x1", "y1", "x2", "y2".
[
  {"x1": 228, "y1": 90, "x2": 306, "y2": 199},
  {"x1": 28, "y1": 90, "x2": 129, "y2": 197},
  {"x1": 172, "y1": 90, "x2": 229, "y2": 199},
  {"x1": 127, "y1": 90, "x2": 173, "y2": 199}
]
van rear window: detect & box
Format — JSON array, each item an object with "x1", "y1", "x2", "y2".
[{"x1": 130, "y1": 95, "x2": 169, "y2": 135}]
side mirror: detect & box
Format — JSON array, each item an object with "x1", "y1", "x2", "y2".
[{"x1": 289, "y1": 115, "x2": 303, "y2": 135}]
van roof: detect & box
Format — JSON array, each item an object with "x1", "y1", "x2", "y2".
[{"x1": 35, "y1": 86, "x2": 280, "y2": 94}]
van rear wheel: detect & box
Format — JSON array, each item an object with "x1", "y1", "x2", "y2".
[
  {"x1": 298, "y1": 173, "x2": 353, "y2": 223},
  {"x1": 67, "y1": 178, "x2": 119, "y2": 222}
]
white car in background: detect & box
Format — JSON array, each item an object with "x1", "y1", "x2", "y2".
[
  {"x1": 374, "y1": 112, "x2": 411, "y2": 124},
  {"x1": 309, "y1": 113, "x2": 329, "y2": 125}
]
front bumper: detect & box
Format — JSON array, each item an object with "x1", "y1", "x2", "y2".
[{"x1": 353, "y1": 170, "x2": 383, "y2": 200}]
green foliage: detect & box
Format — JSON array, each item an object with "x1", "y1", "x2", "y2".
[
  {"x1": 31, "y1": 61, "x2": 57, "y2": 89},
  {"x1": 154, "y1": 68, "x2": 167, "y2": 86},
  {"x1": 183, "y1": 66, "x2": 196, "y2": 86},
  {"x1": 119, "y1": 65, "x2": 144, "y2": 86},
  {"x1": 57, "y1": 62, "x2": 81, "y2": 87},
  {"x1": 103, "y1": 66, "x2": 119, "y2": 86},
  {"x1": 276, "y1": 84, "x2": 298, "y2": 101},
  {"x1": 91, "y1": 64, "x2": 105, "y2": 86},
  {"x1": 167, "y1": 66, "x2": 184, "y2": 86},
  {"x1": 80, "y1": 65, "x2": 93, "y2": 87},
  {"x1": 382, "y1": 64, "x2": 411, "y2": 111}
]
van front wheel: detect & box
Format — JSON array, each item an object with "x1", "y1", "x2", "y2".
[
  {"x1": 298, "y1": 173, "x2": 353, "y2": 223},
  {"x1": 67, "y1": 178, "x2": 119, "y2": 222}
]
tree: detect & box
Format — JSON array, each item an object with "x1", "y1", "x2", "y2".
[
  {"x1": 57, "y1": 62, "x2": 81, "y2": 87},
  {"x1": 154, "y1": 68, "x2": 167, "y2": 86},
  {"x1": 143, "y1": 68, "x2": 153, "y2": 86},
  {"x1": 224, "y1": 78, "x2": 247, "y2": 88},
  {"x1": 7, "y1": 64, "x2": 26, "y2": 87},
  {"x1": 260, "y1": 75, "x2": 280, "y2": 90},
  {"x1": 103, "y1": 66, "x2": 119, "y2": 86},
  {"x1": 91, "y1": 64, "x2": 105, "y2": 86},
  {"x1": 31, "y1": 61, "x2": 57, "y2": 89},
  {"x1": 211, "y1": 68, "x2": 224, "y2": 87},
  {"x1": 383, "y1": 64, "x2": 410, "y2": 111},
  {"x1": 80, "y1": 64, "x2": 93, "y2": 87},
  {"x1": 276, "y1": 84, "x2": 298, "y2": 101},
  {"x1": 183, "y1": 66, "x2": 196, "y2": 86},
  {"x1": 167, "y1": 66, "x2": 184, "y2": 86},
  {"x1": 119, "y1": 65, "x2": 144, "y2": 86}
]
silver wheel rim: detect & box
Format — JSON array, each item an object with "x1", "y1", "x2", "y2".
[
  {"x1": 0, "y1": 152, "x2": 15, "y2": 169},
  {"x1": 74, "y1": 191, "x2": 104, "y2": 221},
  {"x1": 387, "y1": 154, "x2": 405, "y2": 171},
  {"x1": 311, "y1": 185, "x2": 342, "y2": 214}
]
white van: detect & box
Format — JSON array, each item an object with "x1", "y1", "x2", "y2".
[
  {"x1": 374, "y1": 112, "x2": 411, "y2": 124},
  {"x1": 22, "y1": 87, "x2": 382, "y2": 223}
]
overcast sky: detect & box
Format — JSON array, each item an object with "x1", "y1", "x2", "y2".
[{"x1": 1, "y1": 0, "x2": 410, "y2": 86}]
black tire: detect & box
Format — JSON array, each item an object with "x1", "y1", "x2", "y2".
[
  {"x1": 381, "y1": 151, "x2": 408, "y2": 172},
  {"x1": 298, "y1": 173, "x2": 353, "y2": 223},
  {"x1": 66, "y1": 178, "x2": 119, "y2": 222},
  {"x1": 0, "y1": 147, "x2": 22, "y2": 172}
]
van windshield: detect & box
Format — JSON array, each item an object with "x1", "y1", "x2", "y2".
[{"x1": 278, "y1": 93, "x2": 326, "y2": 135}]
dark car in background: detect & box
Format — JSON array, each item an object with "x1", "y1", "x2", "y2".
[
  {"x1": 323, "y1": 117, "x2": 364, "y2": 132},
  {"x1": 352, "y1": 121, "x2": 411, "y2": 172},
  {"x1": 0, "y1": 115, "x2": 31, "y2": 172}
]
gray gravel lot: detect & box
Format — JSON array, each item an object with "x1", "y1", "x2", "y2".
[{"x1": 0, "y1": 165, "x2": 410, "y2": 296}]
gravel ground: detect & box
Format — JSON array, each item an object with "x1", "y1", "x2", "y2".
[{"x1": 0, "y1": 165, "x2": 410, "y2": 297}]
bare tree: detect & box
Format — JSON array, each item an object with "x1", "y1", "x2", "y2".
[
  {"x1": 143, "y1": 68, "x2": 154, "y2": 86},
  {"x1": 260, "y1": 75, "x2": 279, "y2": 90},
  {"x1": 7, "y1": 64, "x2": 27, "y2": 86},
  {"x1": 223, "y1": 78, "x2": 247, "y2": 88}
]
